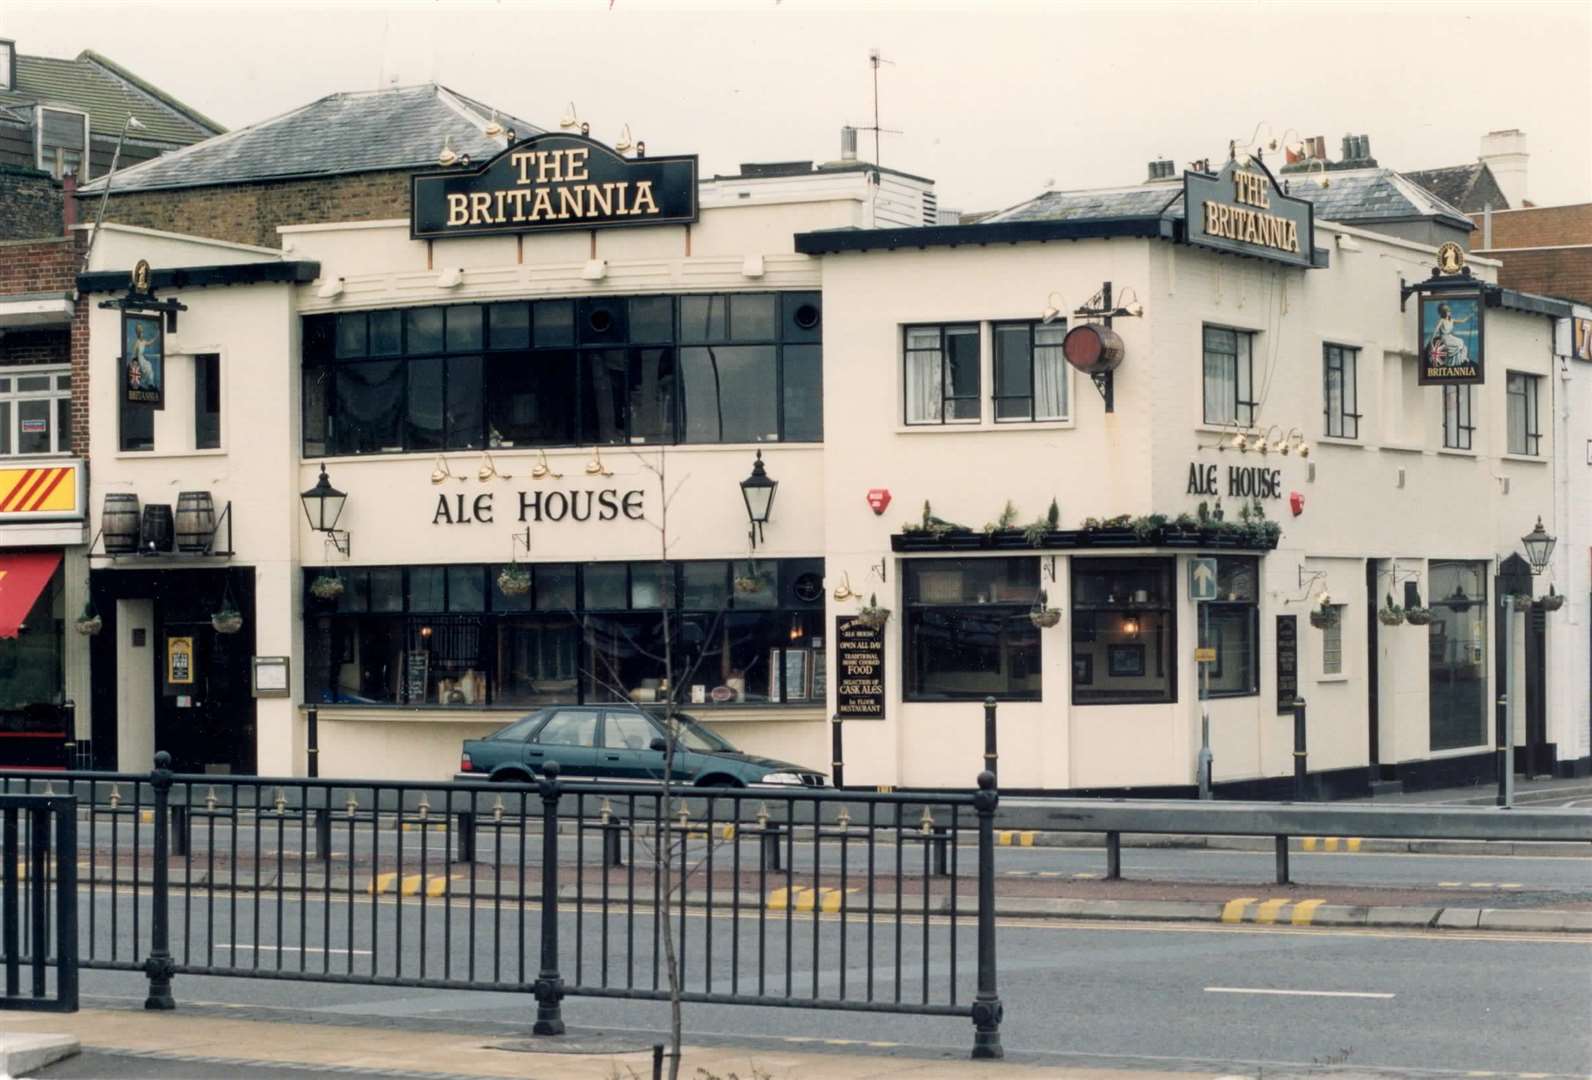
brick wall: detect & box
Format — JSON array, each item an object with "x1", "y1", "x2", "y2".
[
  {"x1": 80, "y1": 169, "x2": 415, "y2": 249},
  {"x1": 0, "y1": 166, "x2": 64, "y2": 241},
  {"x1": 1470, "y1": 203, "x2": 1592, "y2": 250},
  {"x1": 0, "y1": 234, "x2": 90, "y2": 455},
  {"x1": 1476, "y1": 247, "x2": 1592, "y2": 306}
]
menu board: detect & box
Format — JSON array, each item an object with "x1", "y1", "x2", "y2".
[
  {"x1": 405, "y1": 650, "x2": 430, "y2": 705},
  {"x1": 835, "y1": 616, "x2": 885, "y2": 719},
  {"x1": 1275, "y1": 615, "x2": 1297, "y2": 715}
]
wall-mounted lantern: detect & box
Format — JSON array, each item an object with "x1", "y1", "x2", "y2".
[
  {"x1": 300, "y1": 464, "x2": 350, "y2": 556},
  {"x1": 1520, "y1": 516, "x2": 1556, "y2": 574},
  {"x1": 739, "y1": 451, "x2": 778, "y2": 549}
]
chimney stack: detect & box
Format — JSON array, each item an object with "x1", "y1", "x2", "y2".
[
  {"x1": 840, "y1": 126, "x2": 858, "y2": 163},
  {"x1": 1145, "y1": 158, "x2": 1176, "y2": 182},
  {"x1": 1479, "y1": 129, "x2": 1527, "y2": 209}
]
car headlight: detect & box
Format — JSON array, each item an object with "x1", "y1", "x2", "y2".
[{"x1": 759, "y1": 771, "x2": 804, "y2": 785}]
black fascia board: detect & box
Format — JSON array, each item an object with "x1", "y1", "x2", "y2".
[
  {"x1": 794, "y1": 216, "x2": 1175, "y2": 255},
  {"x1": 1492, "y1": 288, "x2": 1573, "y2": 319},
  {"x1": 78, "y1": 261, "x2": 322, "y2": 294}
]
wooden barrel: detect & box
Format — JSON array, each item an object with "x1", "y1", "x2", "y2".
[
  {"x1": 1061, "y1": 324, "x2": 1125, "y2": 375},
  {"x1": 175, "y1": 491, "x2": 216, "y2": 553},
  {"x1": 140, "y1": 504, "x2": 174, "y2": 554},
  {"x1": 102, "y1": 493, "x2": 141, "y2": 554}
]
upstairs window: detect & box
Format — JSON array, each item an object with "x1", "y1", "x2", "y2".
[
  {"x1": 1203, "y1": 326, "x2": 1256, "y2": 427},
  {"x1": 904, "y1": 324, "x2": 979, "y2": 425},
  {"x1": 0, "y1": 368, "x2": 73, "y2": 456},
  {"x1": 1442, "y1": 385, "x2": 1473, "y2": 450},
  {"x1": 993, "y1": 322, "x2": 1069, "y2": 422},
  {"x1": 1323, "y1": 343, "x2": 1360, "y2": 439},
  {"x1": 1506, "y1": 372, "x2": 1540, "y2": 456}
]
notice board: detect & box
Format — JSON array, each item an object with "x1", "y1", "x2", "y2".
[{"x1": 835, "y1": 616, "x2": 885, "y2": 719}]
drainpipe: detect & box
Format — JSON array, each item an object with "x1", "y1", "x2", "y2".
[{"x1": 1482, "y1": 203, "x2": 1493, "y2": 249}]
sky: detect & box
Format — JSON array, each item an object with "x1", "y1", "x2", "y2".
[{"x1": 4, "y1": 0, "x2": 1589, "y2": 214}]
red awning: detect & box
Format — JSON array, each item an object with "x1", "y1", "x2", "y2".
[{"x1": 0, "y1": 551, "x2": 62, "y2": 639}]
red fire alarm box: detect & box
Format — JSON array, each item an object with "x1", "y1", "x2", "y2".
[
  {"x1": 866, "y1": 489, "x2": 892, "y2": 515},
  {"x1": 1289, "y1": 491, "x2": 1305, "y2": 517}
]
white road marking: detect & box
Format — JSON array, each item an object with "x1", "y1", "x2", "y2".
[
  {"x1": 216, "y1": 943, "x2": 372, "y2": 955},
  {"x1": 1204, "y1": 986, "x2": 1394, "y2": 999}
]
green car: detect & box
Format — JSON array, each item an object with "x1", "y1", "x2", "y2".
[{"x1": 458, "y1": 705, "x2": 826, "y2": 788}]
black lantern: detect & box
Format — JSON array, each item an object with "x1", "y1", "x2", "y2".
[
  {"x1": 1520, "y1": 516, "x2": 1556, "y2": 575},
  {"x1": 300, "y1": 464, "x2": 351, "y2": 556},
  {"x1": 739, "y1": 451, "x2": 777, "y2": 548}
]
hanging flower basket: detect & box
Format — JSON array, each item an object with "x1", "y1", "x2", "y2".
[
  {"x1": 856, "y1": 594, "x2": 891, "y2": 630},
  {"x1": 309, "y1": 573, "x2": 345, "y2": 601},
  {"x1": 497, "y1": 565, "x2": 531, "y2": 597},
  {"x1": 1377, "y1": 595, "x2": 1404, "y2": 626},
  {"x1": 1403, "y1": 607, "x2": 1434, "y2": 626},
  {"x1": 1028, "y1": 589, "x2": 1062, "y2": 628},
  {"x1": 733, "y1": 575, "x2": 764, "y2": 594},
  {"x1": 74, "y1": 613, "x2": 103, "y2": 636},
  {"x1": 212, "y1": 608, "x2": 243, "y2": 635},
  {"x1": 1308, "y1": 607, "x2": 1338, "y2": 630},
  {"x1": 1537, "y1": 587, "x2": 1565, "y2": 613}
]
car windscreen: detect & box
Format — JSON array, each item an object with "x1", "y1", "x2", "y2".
[
  {"x1": 489, "y1": 716, "x2": 540, "y2": 741},
  {"x1": 671, "y1": 713, "x2": 735, "y2": 753}
]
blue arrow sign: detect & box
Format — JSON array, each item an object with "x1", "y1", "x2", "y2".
[{"x1": 1189, "y1": 558, "x2": 1218, "y2": 601}]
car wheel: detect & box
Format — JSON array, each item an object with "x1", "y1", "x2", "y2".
[
  {"x1": 492, "y1": 769, "x2": 533, "y2": 784},
  {"x1": 695, "y1": 774, "x2": 744, "y2": 789}
]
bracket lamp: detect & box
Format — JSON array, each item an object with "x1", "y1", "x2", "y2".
[
  {"x1": 300, "y1": 464, "x2": 351, "y2": 557},
  {"x1": 316, "y1": 277, "x2": 344, "y2": 300},
  {"x1": 740, "y1": 450, "x2": 778, "y2": 549},
  {"x1": 1520, "y1": 516, "x2": 1556, "y2": 574},
  {"x1": 1040, "y1": 291, "x2": 1066, "y2": 325}
]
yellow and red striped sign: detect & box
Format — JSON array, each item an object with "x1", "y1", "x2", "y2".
[{"x1": 0, "y1": 465, "x2": 80, "y2": 517}]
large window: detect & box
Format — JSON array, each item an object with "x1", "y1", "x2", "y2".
[
  {"x1": 303, "y1": 558, "x2": 825, "y2": 710},
  {"x1": 904, "y1": 325, "x2": 980, "y2": 425},
  {"x1": 1442, "y1": 385, "x2": 1473, "y2": 450},
  {"x1": 993, "y1": 322, "x2": 1068, "y2": 422},
  {"x1": 303, "y1": 294, "x2": 821, "y2": 457},
  {"x1": 1322, "y1": 344, "x2": 1359, "y2": 439},
  {"x1": 903, "y1": 558, "x2": 1040, "y2": 700},
  {"x1": 1199, "y1": 557, "x2": 1259, "y2": 697},
  {"x1": 1072, "y1": 558, "x2": 1175, "y2": 705},
  {"x1": 1506, "y1": 372, "x2": 1541, "y2": 456},
  {"x1": 1428, "y1": 561, "x2": 1487, "y2": 751},
  {"x1": 1203, "y1": 326, "x2": 1256, "y2": 428},
  {"x1": 0, "y1": 368, "x2": 72, "y2": 456},
  {"x1": 194, "y1": 354, "x2": 221, "y2": 450}
]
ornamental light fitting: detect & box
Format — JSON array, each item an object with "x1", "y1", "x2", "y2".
[
  {"x1": 1520, "y1": 516, "x2": 1556, "y2": 574},
  {"x1": 740, "y1": 451, "x2": 778, "y2": 549},
  {"x1": 300, "y1": 464, "x2": 351, "y2": 557}
]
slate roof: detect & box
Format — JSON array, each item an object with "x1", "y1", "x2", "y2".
[
  {"x1": 0, "y1": 50, "x2": 223, "y2": 145},
  {"x1": 985, "y1": 167, "x2": 1474, "y2": 233},
  {"x1": 1401, "y1": 162, "x2": 1509, "y2": 213},
  {"x1": 78, "y1": 84, "x2": 545, "y2": 194}
]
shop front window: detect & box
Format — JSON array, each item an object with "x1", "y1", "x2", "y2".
[
  {"x1": 303, "y1": 293, "x2": 822, "y2": 456},
  {"x1": 903, "y1": 557, "x2": 1040, "y2": 700},
  {"x1": 304, "y1": 557, "x2": 824, "y2": 709},
  {"x1": 1428, "y1": 560, "x2": 1487, "y2": 751},
  {"x1": 1199, "y1": 557, "x2": 1259, "y2": 697},
  {"x1": 0, "y1": 561, "x2": 64, "y2": 730},
  {"x1": 0, "y1": 368, "x2": 73, "y2": 456},
  {"x1": 1072, "y1": 558, "x2": 1176, "y2": 705}
]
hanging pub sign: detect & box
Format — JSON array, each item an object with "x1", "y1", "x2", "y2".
[
  {"x1": 1417, "y1": 291, "x2": 1484, "y2": 385},
  {"x1": 122, "y1": 309, "x2": 164, "y2": 409},
  {"x1": 412, "y1": 133, "x2": 698, "y2": 240},
  {"x1": 1183, "y1": 157, "x2": 1316, "y2": 269}
]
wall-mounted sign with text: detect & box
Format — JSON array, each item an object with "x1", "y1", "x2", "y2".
[
  {"x1": 432, "y1": 487, "x2": 646, "y2": 525},
  {"x1": 412, "y1": 134, "x2": 698, "y2": 239},
  {"x1": 1183, "y1": 158, "x2": 1316, "y2": 269},
  {"x1": 1186, "y1": 462, "x2": 1283, "y2": 499}
]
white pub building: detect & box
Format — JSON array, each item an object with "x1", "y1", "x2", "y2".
[{"x1": 74, "y1": 89, "x2": 1585, "y2": 794}]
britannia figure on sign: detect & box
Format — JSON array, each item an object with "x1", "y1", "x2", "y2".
[
  {"x1": 1425, "y1": 302, "x2": 1472, "y2": 366},
  {"x1": 128, "y1": 322, "x2": 157, "y2": 390}
]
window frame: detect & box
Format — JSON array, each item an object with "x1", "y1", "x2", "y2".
[
  {"x1": 304, "y1": 294, "x2": 821, "y2": 457},
  {"x1": 1442, "y1": 384, "x2": 1474, "y2": 450},
  {"x1": 34, "y1": 104, "x2": 90, "y2": 181},
  {"x1": 1070, "y1": 557, "x2": 1178, "y2": 707},
  {"x1": 1321, "y1": 605, "x2": 1345, "y2": 676},
  {"x1": 1505, "y1": 371, "x2": 1541, "y2": 456},
  {"x1": 992, "y1": 320, "x2": 1070, "y2": 423},
  {"x1": 0, "y1": 365, "x2": 73, "y2": 457},
  {"x1": 1200, "y1": 556, "x2": 1261, "y2": 699},
  {"x1": 1322, "y1": 343, "x2": 1360, "y2": 439},
  {"x1": 902, "y1": 323, "x2": 981, "y2": 426},
  {"x1": 901, "y1": 556, "x2": 1042, "y2": 702},
  {"x1": 1202, "y1": 325, "x2": 1257, "y2": 428}
]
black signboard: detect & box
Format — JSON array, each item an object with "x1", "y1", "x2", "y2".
[
  {"x1": 835, "y1": 616, "x2": 885, "y2": 719},
  {"x1": 1184, "y1": 158, "x2": 1316, "y2": 269},
  {"x1": 412, "y1": 134, "x2": 698, "y2": 239},
  {"x1": 1417, "y1": 290, "x2": 1485, "y2": 385},
  {"x1": 1275, "y1": 614, "x2": 1297, "y2": 715}
]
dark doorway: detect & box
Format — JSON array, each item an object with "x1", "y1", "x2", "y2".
[
  {"x1": 1523, "y1": 606, "x2": 1551, "y2": 777},
  {"x1": 1366, "y1": 560, "x2": 1380, "y2": 773}
]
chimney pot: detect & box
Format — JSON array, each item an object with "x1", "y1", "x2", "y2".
[{"x1": 840, "y1": 125, "x2": 857, "y2": 162}]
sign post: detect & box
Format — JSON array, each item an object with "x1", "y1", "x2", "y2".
[{"x1": 1189, "y1": 558, "x2": 1218, "y2": 798}]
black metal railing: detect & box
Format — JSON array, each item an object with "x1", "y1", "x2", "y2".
[
  {"x1": 0, "y1": 793, "x2": 78, "y2": 1012},
  {"x1": 0, "y1": 755, "x2": 1003, "y2": 1058}
]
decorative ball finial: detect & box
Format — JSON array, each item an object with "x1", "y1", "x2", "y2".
[
  {"x1": 977, "y1": 770, "x2": 996, "y2": 791},
  {"x1": 541, "y1": 760, "x2": 561, "y2": 780},
  {"x1": 153, "y1": 750, "x2": 172, "y2": 770}
]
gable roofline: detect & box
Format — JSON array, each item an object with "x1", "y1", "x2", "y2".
[{"x1": 79, "y1": 49, "x2": 227, "y2": 136}]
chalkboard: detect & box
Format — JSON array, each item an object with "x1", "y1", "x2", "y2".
[
  {"x1": 406, "y1": 650, "x2": 430, "y2": 705},
  {"x1": 835, "y1": 616, "x2": 885, "y2": 719},
  {"x1": 1275, "y1": 615, "x2": 1297, "y2": 715}
]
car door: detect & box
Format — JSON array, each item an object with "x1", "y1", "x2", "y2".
[
  {"x1": 597, "y1": 710, "x2": 667, "y2": 781},
  {"x1": 525, "y1": 708, "x2": 602, "y2": 778}
]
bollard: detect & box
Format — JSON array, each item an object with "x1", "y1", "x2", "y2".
[
  {"x1": 144, "y1": 752, "x2": 176, "y2": 1009},
  {"x1": 1292, "y1": 697, "x2": 1308, "y2": 802},
  {"x1": 1105, "y1": 831, "x2": 1121, "y2": 879},
  {"x1": 831, "y1": 712, "x2": 845, "y2": 790},
  {"x1": 457, "y1": 809, "x2": 476, "y2": 864},
  {"x1": 982, "y1": 696, "x2": 998, "y2": 784},
  {"x1": 314, "y1": 808, "x2": 332, "y2": 862},
  {"x1": 62, "y1": 700, "x2": 77, "y2": 771},
  {"x1": 170, "y1": 804, "x2": 189, "y2": 857},
  {"x1": 760, "y1": 825, "x2": 783, "y2": 872},
  {"x1": 1196, "y1": 711, "x2": 1212, "y2": 800},
  {"x1": 931, "y1": 824, "x2": 949, "y2": 876},
  {"x1": 307, "y1": 706, "x2": 320, "y2": 779},
  {"x1": 1274, "y1": 835, "x2": 1290, "y2": 885},
  {"x1": 970, "y1": 770, "x2": 1004, "y2": 1059},
  {"x1": 532, "y1": 761, "x2": 565, "y2": 1035},
  {"x1": 602, "y1": 817, "x2": 624, "y2": 868}
]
